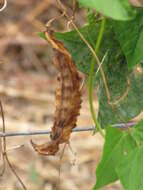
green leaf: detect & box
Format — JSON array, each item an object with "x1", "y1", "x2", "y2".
[
  {"x1": 55, "y1": 24, "x2": 99, "y2": 74},
  {"x1": 132, "y1": 119, "x2": 143, "y2": 145},
  {"x1": 78, "y1": 0, "x2": 136, "y2": 20},
  {"x1": 94, "y1": 126, "x2": 137, "y2": 190},
  {"x1": 98, "y1": 60, "x2": 143, "y2": 126},
  {"x1": 36, "y1": 24, "x2": 99, "y2": 74},
  {"x1": 113, "y1": 9, "x2": 143, "y2": 69},
  {"x1": 38, "y1": 23, "x2": 143, "y2": 126},
  {"x1": 116, "y1": 145, "x2": 143, "y2": 190},
  {"x1": 94, "y1": 120, "x2": 143, "y2": 189},
  {"x1": 36, "y1": 32, "x2": 46, "y2": 40}
]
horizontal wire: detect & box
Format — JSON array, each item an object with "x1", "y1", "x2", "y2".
[{"x1": 0, "y1": 122, "x2": 136, "y2": 138}]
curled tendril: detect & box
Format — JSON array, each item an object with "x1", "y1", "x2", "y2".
[{"x1": 0, "y1": 0, "x2": 7, "y2": 12}]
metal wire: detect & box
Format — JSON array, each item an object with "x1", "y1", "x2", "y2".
[{"x1": 0, "y1": 122, "x2": 136, "y2": 138}]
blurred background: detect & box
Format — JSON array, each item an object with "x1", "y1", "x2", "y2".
[{"x1": 0, "y1": 0, "x2": 122, "y2": 189}]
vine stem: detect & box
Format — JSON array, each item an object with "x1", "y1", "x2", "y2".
[
  {"x1": 88, "y1": 17, "x2": 106, "y2": 138},
  {"x1": 68, "y1": 19, "x2": 105, "y2": 137},
  {"x1": 56, "y1": 0, "x2": 107, "y2": 137}
]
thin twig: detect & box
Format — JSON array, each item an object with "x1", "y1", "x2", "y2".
[
  {"x1": 0, "y1": 122, "x2": 136, "y2": 138},
  {"x1": 0, "y1": 0, "x2": 7, "y2": 12},
  {"x1": 0, "y1": 101, "x2": 27, "y2": 190},
  {"x1": 0, "y1": 101, "x2": 6, "y2": 176}
]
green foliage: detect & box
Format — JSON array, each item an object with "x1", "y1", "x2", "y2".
[
  {"x1": 94, "y1": 120, "x2": 143, "y2": 190},
  {"x1": 116, "y1": 120, "x2": 143, "y2": 190},
  {"x1": 98, "y1": 61, "x2": 143, "y2": 126},
  {"x1": 55, "y1": 22, "x2": 143, "y2": 126},
  {"x1": 37, "y1": 24, "x2": 97, "y2": 74},
  {"x1": 112, "y1": 9, "x2": 143, "y2": 69},
  {"x1": 37, "y1": 32, "x2": 46, "y2": 40},
  {"x1": 116, "y1": 146, "x2": 143, "y2": 190},
  {"x1": 94, "y1": 127, "x2": 136, "y2": 189},
  {"x1": 38, "y1": 10, "x2": 143, "y2": 125},
  {"x1": 78, "y1": 0, "x2": 136, "y2": 20},
  {"x1": 37, "y1": 3, "x2": 143, "y2": 189},
  {"x1": 55, "y1": 24, "x2": 99, "y2": 74}
]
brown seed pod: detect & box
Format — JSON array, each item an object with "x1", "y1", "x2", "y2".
[{"x1": 31, "y1": 28, "x2": 82, "y2": 155}]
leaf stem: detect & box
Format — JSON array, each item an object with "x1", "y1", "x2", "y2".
[{"x1": 88, "y1": 17, "x2": 106, "y2": 138}]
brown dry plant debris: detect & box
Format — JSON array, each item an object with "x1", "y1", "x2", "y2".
[{"x1": 31, "y1": 28, "x2": 82, "y2": 156}]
